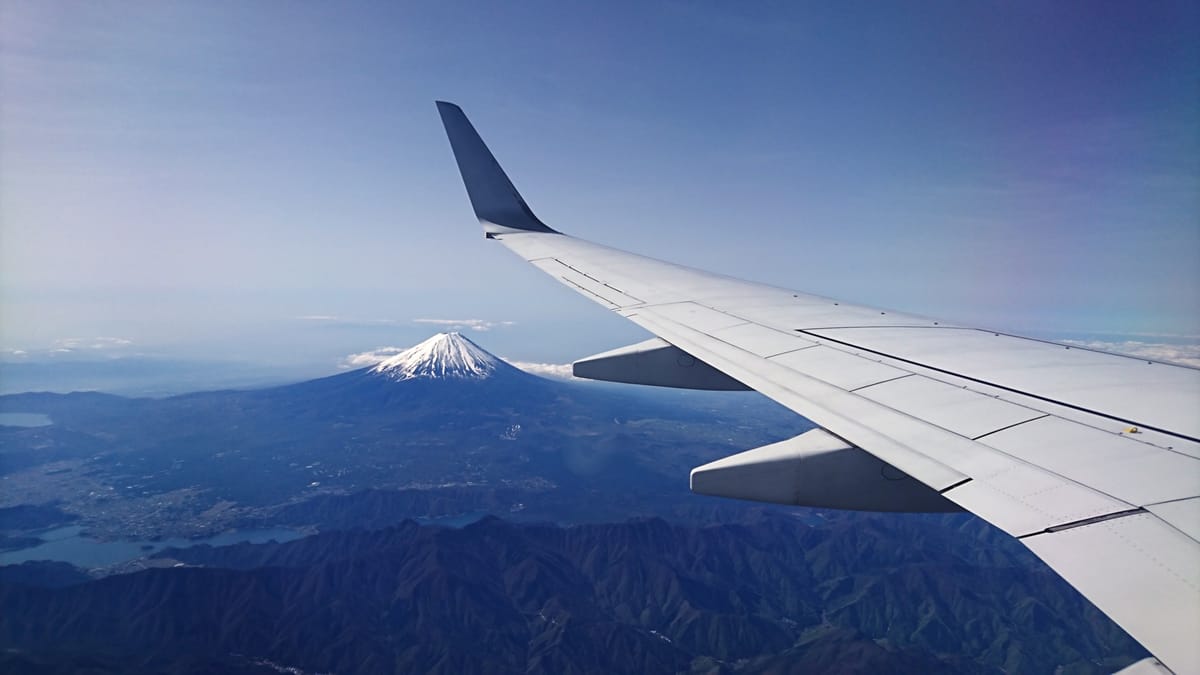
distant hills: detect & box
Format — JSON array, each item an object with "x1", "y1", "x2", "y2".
[
  {"x1": 0, "y1": 354, "x2": 315, "y2": 397},
  {"x1": 0, "y1": 333, "x2": 1150, "y2": 673}
]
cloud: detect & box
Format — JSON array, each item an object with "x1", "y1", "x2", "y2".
[
  {"x1": 300, "y1": 316, "x2": 515, "y2": 332},
  {"x1": 1067, "y1": 330, "x2": 1200, "y2": 340},
  {"x1": 0, "y1": 337, "x2": 139, "y2": 361},
  {"x1": 296, "y1": 315, "x2": 400, "y2": 327},
  {"x1": 507, "y1": 360, "x2": 576, "y2": 379},
  {"x1": 1061, "y1": 340, "x2": 1200, "y2": 368},
  {"x1": 340, "y1": 347, "x2": 408, "y2": 368},
  {"x1": 52, "y1": 336, "x2": 134, "y2": 350},
  {"x1": 412, "y1": 318, "x2": 515, "y2": 332}
]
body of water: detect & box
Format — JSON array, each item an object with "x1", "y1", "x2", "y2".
[
  {"x1": 0, "y1": 412, "x2": 52, "y2": 427},
  {"x1": 0, "y1": 525, "x2": 306, "y2": 568},
  {"x1": 417, "y1": 511, "x2": 489, "y2": 528}
]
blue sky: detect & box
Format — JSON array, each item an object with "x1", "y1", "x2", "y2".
[{"x1": 2, "y1": 1, "x2": 1197, "y2": 371}]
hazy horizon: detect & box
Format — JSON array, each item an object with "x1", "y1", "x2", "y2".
[
  {"x1": 3, "y1": 325, "x2": 1198, "y2": 399},
  {"x1": 3, "y1": 2, "x2": 1197, "y2": 375}
]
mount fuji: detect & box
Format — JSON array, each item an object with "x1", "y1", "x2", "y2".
[
  {"x1": 369, "y1": 332, "x2": 519, "y2": 381},
  {"x1": 264, "y1": 331, "x2": 560, "y2": 414}
]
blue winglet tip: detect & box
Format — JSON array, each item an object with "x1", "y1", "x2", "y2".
[{"x1": 436, "y1": 100, "x2": 557, "y2": 235}]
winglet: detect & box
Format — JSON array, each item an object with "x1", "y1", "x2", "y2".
[{"x1": 435, "y1": 101, "x2": 557, "y2": 235}]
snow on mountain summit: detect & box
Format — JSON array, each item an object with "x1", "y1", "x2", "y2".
[{"x1": 370, "y1": 332, "x2": 501, "y2": 381}]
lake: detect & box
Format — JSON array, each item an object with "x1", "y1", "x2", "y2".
[
  {"x1": 0, "y1": 525, "x2": 306, "y2": 568},
  {"x1": 0, "y1": 513, "x2": 491, "y2": 569},
  {"x1": 0, "y1": 412, "x2": 53, "y2": 427},
  {"x1": 417, "y1": 511, "x2": 489, "y2": 528}
]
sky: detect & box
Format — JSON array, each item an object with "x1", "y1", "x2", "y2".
[{"x1": 2, "y1": 1, "x2": 1198, "y2": 374}]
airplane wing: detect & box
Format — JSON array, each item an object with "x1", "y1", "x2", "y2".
[{"x1": 435, "y1": 101, "x2": 1200, "y2": 674}]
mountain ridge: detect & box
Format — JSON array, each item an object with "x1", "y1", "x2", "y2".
[{"x1": 0, "y1": 514, "x2": 1146, "y2": 674}]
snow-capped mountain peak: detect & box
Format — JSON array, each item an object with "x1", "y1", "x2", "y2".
[{"x1": 370, "y1": 333, "x2": 500, "y2": 381}]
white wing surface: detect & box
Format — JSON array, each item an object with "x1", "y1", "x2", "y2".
[{"x1": 436, "y1": 101, "x2": 1200, "y2": 674}]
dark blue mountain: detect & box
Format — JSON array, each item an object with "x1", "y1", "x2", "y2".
[{"x1": 0, "y1": 514, "x2": 1146, "y2": 674}]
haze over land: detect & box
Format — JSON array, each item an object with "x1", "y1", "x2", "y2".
[{"x1": 0, "y1": 336, "x2": 1149, "y2": 672}]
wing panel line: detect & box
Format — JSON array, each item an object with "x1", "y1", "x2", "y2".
[
  {"x1": 559, "y1": 277, "x2": 619, "y2": 308},
  {"x1": 971, "y1": 415, "x2": 1051, "y2": 441},
  {"x1": 938, "y1": 478, "x2": 972, "y2": 493},
  {"x1": 849, "y1": 373, "x2": 915, "y2": 392},
  {"x1": 1027, "y1": 507, "x2": 1148, "y2": 535},
  {"x1": 764, "y1": 345, "x2": 820, "y2": 359},
  {"x1": 794, "y1": 329, "x2": 1200, "y2": 444}
]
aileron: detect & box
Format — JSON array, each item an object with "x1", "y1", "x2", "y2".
[{"x1": 1022, "y1": 512, "x2": 1200, "y2": 674}]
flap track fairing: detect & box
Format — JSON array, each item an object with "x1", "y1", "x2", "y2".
[{"x1": 573, "y1": 338, "x2": 750, "y2": 391}]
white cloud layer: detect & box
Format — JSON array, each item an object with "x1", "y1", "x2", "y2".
[
  {"x1": 297, "y1": 315, "x2": 400, "y2": 327},
  {"x1": 506, "y1": 360, "x2": 576, "y2": 379},
  {"x1": 412, "y1": 318, "x2": 515, "y2": 332},
  {"x1": 52, "y1": 336, "x2": 134, "y2": 350},
  {"x1": 341, "y1": 347, "x2": 408, "y2": 368},
  {"x1": 0, "y1": 337, "x2": 138, "y2": 361},
  {"x1": 300, "y1": 317, "x2": 515, "y2": 332},
  {"x1": 1062, "y1": 340, "x2": 1200, "y2": 367}
]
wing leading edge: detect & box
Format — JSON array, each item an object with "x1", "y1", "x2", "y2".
[{"x1": 435, "y1": 101, "x2": 1200, "y2": 674}]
